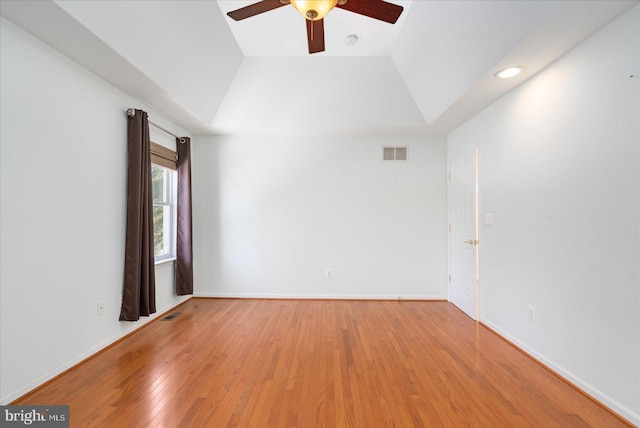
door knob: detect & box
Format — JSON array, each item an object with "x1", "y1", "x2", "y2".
[{"x1": 464, "y1": 239, "x2": 474, "y2": 245}]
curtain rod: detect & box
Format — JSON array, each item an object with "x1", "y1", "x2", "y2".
[{"x1": 127, "y1": 108, "x2": 186, "y2": 143}]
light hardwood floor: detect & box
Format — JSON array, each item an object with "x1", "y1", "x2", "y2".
[{"x1": 14, "y1": 298, "x2": 631, "y2": 427}]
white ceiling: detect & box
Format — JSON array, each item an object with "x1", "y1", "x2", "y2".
[{"x1": 1, "y1": 0, "x2": 638, "y2": 136}]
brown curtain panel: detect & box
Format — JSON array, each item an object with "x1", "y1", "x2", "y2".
[
  {"x1": 120, "y1": 109, "x2": 156, "y2": 321},
  {"x1": 176, "y1": 137, "x2": 194, "y2": 295}
]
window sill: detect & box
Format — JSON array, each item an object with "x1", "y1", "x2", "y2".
[{"x1": 155, "y1": 257, "x2": 176, "y2": 267}]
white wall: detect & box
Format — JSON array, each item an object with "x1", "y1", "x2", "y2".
[
  {"x1": 193, "y1": 134, "x2": 447, "y2": 299},
  {"x1": 448, "y1": 6, "x2": 640, "y2": 424},
  {"x1": 0, "y1": 17, "x2": 190, "y2": 403}
]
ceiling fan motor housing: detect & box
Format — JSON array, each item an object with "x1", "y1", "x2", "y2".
[{"x1": 290, "y1": 0, "x2": 338, "y2": 21}]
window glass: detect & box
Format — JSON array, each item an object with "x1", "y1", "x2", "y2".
[
  {"x1": 151, "y1": 164, "x2": 176, "y2": 261},
  {"x1": 152, "y1": 166, "x2": 166, "y2": 204}
]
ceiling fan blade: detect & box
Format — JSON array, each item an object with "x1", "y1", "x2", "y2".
[
  {"x1": 306, "y1": 18, "x2": 325, "y2": 54},
  {"x1": 227, "y1": 0, "x2": 287, "y2": 21},
  {"x1": 336, "y1": 0, "x2": 403, "y2": 24}
]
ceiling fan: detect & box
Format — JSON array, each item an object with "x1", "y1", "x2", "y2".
[{"x1": 226, "y1": 0, "x2": 404, "y2": 54}]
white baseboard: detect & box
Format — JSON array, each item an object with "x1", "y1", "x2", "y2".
[
  {"x1": 194, "y1": 292, "x2": 447, "y2": 300},
  {"x1": 481, "y1": 319, "x2": 639, "y2": 427}
]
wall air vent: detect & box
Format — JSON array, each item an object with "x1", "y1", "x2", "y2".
[{"x1": 383, "y1": 146, "x2": 408, "y2": 161}]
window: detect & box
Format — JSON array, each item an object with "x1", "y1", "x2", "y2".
[{"x1": 151, "y1": 142, "x2": 177, "y2": 263}]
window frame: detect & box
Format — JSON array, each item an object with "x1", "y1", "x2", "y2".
[{"x1": 151, "y1": 142, "x2": 178, "y2": 264}]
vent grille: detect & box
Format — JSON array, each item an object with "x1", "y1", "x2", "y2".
[
  {"x1": 383, "y1": 146, "x2": 408, "y2": 161},
  {"x1": 161, "y1": 312, "x2": 182, "y2": 321}
]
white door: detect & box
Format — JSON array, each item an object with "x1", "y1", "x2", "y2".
[{"x1": 448, "y1": 148, "x2": 478, "y2": 320}]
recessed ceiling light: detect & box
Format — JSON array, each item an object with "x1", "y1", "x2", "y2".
[{"x1": 495, "y1": 66, "x2": 523, "y2": 79}]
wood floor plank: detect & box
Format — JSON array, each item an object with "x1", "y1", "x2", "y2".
[{"x1": 12, "y1": 298, "x2": 632, "y2": 427}]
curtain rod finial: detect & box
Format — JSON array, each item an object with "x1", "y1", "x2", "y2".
[{"x1": 127, "y1": 108, "x2": 136, "y2": 117}]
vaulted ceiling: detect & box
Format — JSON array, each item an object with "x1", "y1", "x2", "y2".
[{"x1": 1, "y1": 0, "x2": 637, "y2": 136}]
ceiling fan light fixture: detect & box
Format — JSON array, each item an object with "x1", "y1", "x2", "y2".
[
  {"x1": 495, "y1": 66, "x2": 523, "y2": 79},
  {"x1": 290, "y1": 0, "x2": 338, "y2": 21}
]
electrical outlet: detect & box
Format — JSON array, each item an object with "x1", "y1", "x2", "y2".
[
  {"x1": 97, "y1": 301, "x2": 105, "y2": 316},
  {"x1": 326, "y1": 269, "x2": 333, "y2": 279},
  {"x1": 528, "y1": 305, "x2": 536, "y2": 322}
]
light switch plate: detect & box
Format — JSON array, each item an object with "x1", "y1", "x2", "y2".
[{"x1": 483, "y1": 213, "x2": 494, "y2": 226}]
